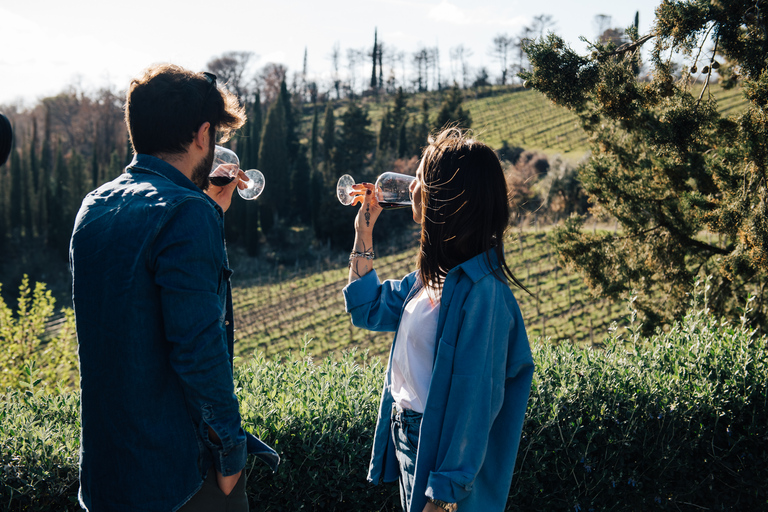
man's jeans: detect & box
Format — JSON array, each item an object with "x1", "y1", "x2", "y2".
[
  {"x1": 391, "y1": 403, "x2": 423, "y2": 512},
  {"x1": 178, "y1": 468, "x2": 248, "y2": 512}
]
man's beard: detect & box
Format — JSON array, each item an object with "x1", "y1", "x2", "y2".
[{"x1": 191, "y1": 136, "x2": 215, "y2": 190}]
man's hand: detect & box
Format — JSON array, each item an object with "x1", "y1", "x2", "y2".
[
  {"x1": 207, "y1": 425, "x2": 243, "y2": 495},
  {"x1": 216, "y1": 470, "x2": 242, "y2": 496},
  {"x1": 205, "y1": 168, "x2": 246, "y2": 212}
]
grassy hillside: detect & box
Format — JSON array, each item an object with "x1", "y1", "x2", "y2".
[
  {"x1": 230, "y1": 221, "x2": 627, "y2": 361},
  {"x1": 463, "y1": 82, "x2": 747, "y2": 156},
  {"x1": 318, "y1": 82, "x2": 747, "y2": 160}
]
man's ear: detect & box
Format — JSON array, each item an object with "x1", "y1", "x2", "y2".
[{"x1": 193, "y1": 122, "x2": 212, "y2": 151}]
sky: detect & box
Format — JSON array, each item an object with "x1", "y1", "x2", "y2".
[{"x1": 0, "y1": 0, "x2": 663, "y2": 107}]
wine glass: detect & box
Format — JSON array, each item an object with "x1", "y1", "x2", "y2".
[
  {"x1": 336, "y1": 172, "x2": 416, "y2": 209},
  {"x1": 210, "y1": 145, "x2": 265, "y2": 200}
]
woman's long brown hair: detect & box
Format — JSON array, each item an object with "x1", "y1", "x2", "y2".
[{"x1": 416, "y1": 126, "x2": 531, "y2": 296}]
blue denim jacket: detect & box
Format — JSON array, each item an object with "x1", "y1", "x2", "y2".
[
  {"x1": 343, "y1": 250, "x2": 534, "y2": 512},
  {"x1": 70, "y1": 154, "x2": 278, "y2": 512}
]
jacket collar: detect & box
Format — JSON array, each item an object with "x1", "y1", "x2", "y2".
[
  {"x1": 127, "y1": 153, "x2": 222, "y2": 214},
  {"x1": 128, "y1": 154, "x2": 203, "y2": 195},
  {"x1": 448, "y1": 249, "x2": 501, "y2": 283}
]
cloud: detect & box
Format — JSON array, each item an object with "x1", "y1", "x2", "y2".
[
  {"x1": 427, "y1": 1, "x2": 527, "y2": 30},
  {"x1": 428, "y1": 1, "x2": 467, "y2": 24}
]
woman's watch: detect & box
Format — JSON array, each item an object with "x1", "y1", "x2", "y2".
[{"x1": 427, "y1": 498, "x2": 458, "y2": 512}]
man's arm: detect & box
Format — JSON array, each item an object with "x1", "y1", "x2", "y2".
[{"x1": 151, "y1": 198, "x2": 247, "y2": 485}]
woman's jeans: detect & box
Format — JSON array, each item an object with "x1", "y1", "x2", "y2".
[{"x1": 391, "y1": 403, "x2": 424, "y2": 512}]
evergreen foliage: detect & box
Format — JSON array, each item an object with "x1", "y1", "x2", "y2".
[
  {"x1": 334, "y1": 101, "x2": 375, "y2": 178},
  {"x1": 321, "y1": 102, "x2": 336, "y2": 169},
  {"x1": 310, "y1": 104, "x2": 319, "y2": 168},
  {"x1": 258, "y1": 97, "x2": 290, "y2": 232},
  {"x1": 2, "y1": 291, "x2": 766, "y2": 511},
  {"x1": 406, "y1": 99, "x2": 431, "y2": 158},
  {"x1": 520, "y1": 0, "x2": 768, "y2": 332},
  {"x1": 377, "y1": 87, "x2": 409, "y2": 153},
  {"x1": 433, "y1": 83, "x2": 472, "y2": 131}
]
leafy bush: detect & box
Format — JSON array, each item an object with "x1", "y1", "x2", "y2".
[
  {"x1": 0, "y1": 276, "x2": 78, "y2": 391},
  {"x1": 510, "y1": 287, "x2": 768, "y2": 510},
  {"x1": 1, "y1": 292, "x2": 766, "y2": 511}
]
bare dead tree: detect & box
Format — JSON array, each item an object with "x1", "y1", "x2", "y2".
[{"x1": 206, "y1": 51, "x2": 258, "y2": 103}]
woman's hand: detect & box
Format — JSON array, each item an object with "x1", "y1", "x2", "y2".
[
  {"x1": 348, "y1": 183, "x2": 382, "y2": 283},
  {"x1": 351, "y1": 183, "x2": 383, "y2": 235},
  {"x1": 423, "y1": 503, "x2": 449, "y2": 512}
]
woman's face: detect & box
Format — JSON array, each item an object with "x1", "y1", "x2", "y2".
[{"x1": 410, "y1": 158, "x2": 425, "y2": 224}]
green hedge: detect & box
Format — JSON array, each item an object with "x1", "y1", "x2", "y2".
[{"x1": 2, "y1": 300, "x2": 766, "y2": 511}]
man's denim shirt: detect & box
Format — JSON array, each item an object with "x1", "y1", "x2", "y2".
[{"x1": 70, "y1": 155, "x2": 278, "y2": 512}]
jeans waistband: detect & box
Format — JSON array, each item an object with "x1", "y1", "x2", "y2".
[{"x1": 391, "y1": 402, "x2": 423, "y2": 423}]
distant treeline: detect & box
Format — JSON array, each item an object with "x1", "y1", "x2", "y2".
[{"x1": 0, "y1": 77, "x2": 484, "y2": 275}]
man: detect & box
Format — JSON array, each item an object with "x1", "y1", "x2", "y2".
[
  {"x1": 70, "y1": 64, "x2": 278, "y2": 512},
  {"x1": 0, "y1": 113, "x2": 12, "y2": 166}
]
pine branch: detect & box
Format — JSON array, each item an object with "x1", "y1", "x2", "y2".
[{"x1": 605, "y1": 34, "x2": 655, "y2": 57}]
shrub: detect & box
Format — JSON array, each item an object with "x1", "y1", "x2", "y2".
[
  {"x1": 1, "y1": 292, "x2": 766, "y2": 511},
  {"x1": 509, "y1": 289, "x2": 768, "y2": 510},
  {"x1": 0, "y1": 276, "x2": 78, "y2": 391}
]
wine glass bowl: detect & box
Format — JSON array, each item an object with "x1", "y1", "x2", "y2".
[
  {"x1": 209, "y1": 145, "x2": 264, "y2": 201},
  {"x1": 374, "y1": 172, "x2": 415, "y2": 209},
  {"x1": 336, "y1": 172, "x2": 415, "y2": 209},
  {"x1": 212, "y1": 145, "x2": 239, "y2": 169}
]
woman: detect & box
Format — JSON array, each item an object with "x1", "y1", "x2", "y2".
[{"x1": 342, "y1": 127, "x2": 534, "y2": 512}]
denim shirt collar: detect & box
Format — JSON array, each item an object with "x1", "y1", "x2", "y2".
[
  {"x1": 127, "y1": 153, "x2": 223, "y2": 216},
  {"x1": 448, "y1": 249, "x2": 501, "y2": 283}
]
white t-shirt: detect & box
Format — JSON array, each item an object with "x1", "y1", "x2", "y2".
[{"x1": 391, "y1": 287, "x2": 441, "y2": 413}]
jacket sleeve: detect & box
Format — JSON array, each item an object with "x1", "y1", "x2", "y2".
[
  {"x1": 342, "y1": 269, "x2": 417, "y2": 332},
  {"x1": 425, "y1": 277, "x2": 533, "y2": 503},
  {"x1": 152, "y1": 198, "x2": 247, "y2": 477}
]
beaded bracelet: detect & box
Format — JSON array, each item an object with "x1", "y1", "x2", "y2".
[{"x1": 349, "y1": 249, "x2": 375, "y2": 263}]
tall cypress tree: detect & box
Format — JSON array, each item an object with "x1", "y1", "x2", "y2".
[
  {"x1": 279, "y1": 81, "x2": 299, "y2": 164},
  {"x1": 0, "y1": 162, "x2": 9, "y2": 251},
  {"x1": 258, "y1": 98, "x2": 289, "y2": 232},
  {"x1": 48, "y1": 142, "x2": 70, "y2": 255},
  {"x1": 378, "y1": 107, "x2": 391, "y2": 151},
  {"x1": 406, "y1": 99, "x2": 431, "y2": 158},
  {"x1": 397, "y1": 119, "x2": 409, "y2": 158},
  {"x1": 321, "y1": 103, "x2": 335, "y2": 177},
  {"x1": 310, "y1": 104, "x2": 319, "y2": 169},
  {"x1": 39, "y1": 111, "x2": 53, "y2": 244},
  {"x1": 243, "y1": 91, "x2": 263, "y2": 253},
  {"x1": 22, "y1": 145, "x2": 35, "y2": 237},
  {"x1": 292, "y1": 148, "x2": 311, "y2": 224},
  {"x1": 107, "y1": 150, "x2": 123, "y2": 180},
  {"x1": 433, "y1": 83, "x2": 472, "y2": 131},
  {"x1": 371, "y1": 28, "x2": 379, "y2": 91},
  {"x1": 248, "y1": 91, "x2": 262, "y2": 169},
  {"x1": 9, "y1": 149, "x2": 22, "y2": 234},
  {"x1": 335, "y1": 101, "x2": 375, "y2": 179}
]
